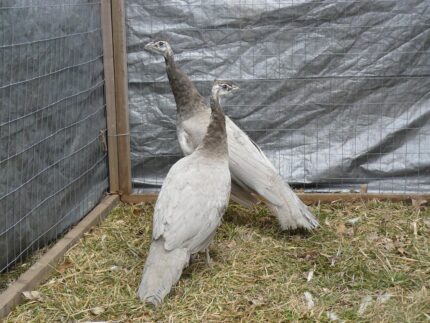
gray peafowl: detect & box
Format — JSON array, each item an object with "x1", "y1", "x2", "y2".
[
  {"x1": 144, "y1": 41, "x2": 319, "y2": 230},
  {"x1": 137, "y1": 80, "x2": 237, "y2": 306}
]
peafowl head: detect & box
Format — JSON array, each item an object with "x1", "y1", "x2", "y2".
[
  {"x1": 144, "y1": 40, "x2": 173, "y2": 58},
  {"x1": 212, "y1": 80, "x2": 240, "y2": 97}
]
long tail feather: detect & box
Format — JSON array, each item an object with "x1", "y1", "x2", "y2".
[
  {"x1": 138, "y1": 240, "x2": 189, "y2": 306},
  {"x1": 265, "y1": 177, "x2": 319, "y2": 230},
  {"x1": 225, "y1": 118, "x2": 318, "y2": 230}
]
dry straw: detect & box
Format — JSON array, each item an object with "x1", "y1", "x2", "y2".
[{"x1": 5, "y1": 200, "x2": 430, "y2": 322}]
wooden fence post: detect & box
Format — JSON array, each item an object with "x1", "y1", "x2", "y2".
[
  {"x1": 111, "y1": 0, "x2": 132, "y2": 195},
  {"x1": 101, "y1": 0, "x2": 119, "y2": 193}
]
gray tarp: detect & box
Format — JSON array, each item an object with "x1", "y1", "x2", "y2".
[
  {"x1": 0, "y1": 1, "x2": 108, "y2": 271},
  {"x1": 125, "y1": 0, "x2": 430, "y2": 193}
]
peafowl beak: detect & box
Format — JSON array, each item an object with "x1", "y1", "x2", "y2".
[{"x1": 144, "y1": 42, "x2": 155, "y2": 51}]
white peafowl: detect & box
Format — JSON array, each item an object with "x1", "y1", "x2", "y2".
[
  {"x1": 137, "y1": 80, "x2": 237, "y2": 306},
  {"x1": 144, "y1": 41, "x2": 319, "y2": 230}
]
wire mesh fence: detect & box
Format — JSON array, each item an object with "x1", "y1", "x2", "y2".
[
  {"x1": 0, "y1": 0, "x2": 109, "y2": 272},
  {"x1": 126, "y1": 0, "x2": 430, "y2": 194}
]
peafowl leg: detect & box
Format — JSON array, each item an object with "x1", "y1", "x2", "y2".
[
  {"x1": 205, "y1": 248, "x2": 213, "y2": 267},
  {"x1": 189, "y1": 253, "x2": 197, "y2": 265}
]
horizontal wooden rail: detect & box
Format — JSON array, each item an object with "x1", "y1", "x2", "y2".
[
  {"x1": 121, "y1": 193, "x2": 158, "y2": 204},
  {"x1": 121, "y1": 192, "x2": 430, "y2": 205}
]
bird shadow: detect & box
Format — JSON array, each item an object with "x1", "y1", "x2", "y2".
[
  {"x1": 174, "y1": 204, "x2": 316, "y2": 293},
  {"x1": 223, "y1": 203, "x2": 313, "y2": 239},
  {"x1": 180, "y1": 250, "x2": 219, "y2": 280},
  {"x1": 179, "y1": 204, "x2": 314, "y2": 280}
]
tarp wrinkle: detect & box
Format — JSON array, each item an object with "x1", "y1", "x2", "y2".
[{"x1": 126, "y1": 0, "x2": 430, "y2": 193}]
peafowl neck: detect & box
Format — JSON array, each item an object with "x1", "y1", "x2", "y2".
[
  {"x1": 164, "y1": 54, "x2": 205, "y2": 120},
  {"x1": 197, "y1": 91, "x2": 228, "y2": 158}
]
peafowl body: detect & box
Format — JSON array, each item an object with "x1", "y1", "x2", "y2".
[
  {"x1": 144, "y1": 41, "x2": 319, "y2": 230},
  {"x1": 137, "y1": 81, "x2": 236, "y2": 306}
]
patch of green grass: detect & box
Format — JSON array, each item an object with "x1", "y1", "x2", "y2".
[{"x1": 5, "y1": 200, "x2": 430, "y2": 322}]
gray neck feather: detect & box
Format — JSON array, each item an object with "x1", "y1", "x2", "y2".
[
  {"x1": 164, "y1": 54, "x2": 205, "y2": 120},
  {"x1": 197, "y1": 90, "x2": 228, "y2": 158}
]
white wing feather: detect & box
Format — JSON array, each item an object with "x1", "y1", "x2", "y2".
[
  {"x1": 225, "y1": 117, "x2": 283, "y2": 206},
  {"x1": 225, "y1": 118, "x2": 318, "y2": 229},
  {"x1": 153, "y1": 154, "x2": 231, "y2": 252}
]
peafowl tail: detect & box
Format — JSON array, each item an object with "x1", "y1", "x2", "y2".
[{"x1": 137, "y1": 239, "x2": 190, "y2": 306}]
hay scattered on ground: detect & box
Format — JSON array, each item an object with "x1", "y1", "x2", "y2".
[
  {"x1": 5, "y1": 200, "x2": 430, "y2": 322},
  {"x1": 1, "y1": 246, "x2": 51, "y2": 293}
]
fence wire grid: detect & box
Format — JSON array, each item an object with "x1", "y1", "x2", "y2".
[
  {"x1": 126, "y1": 0, "x2": 430, "y2": 194},
  {"x1": 0, "y1": 0, "x2": 109, "y2": 272}
]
